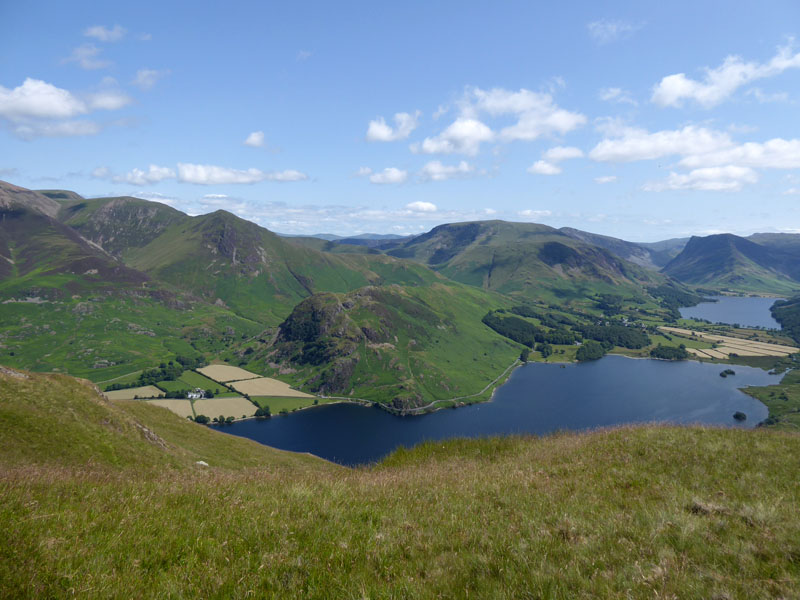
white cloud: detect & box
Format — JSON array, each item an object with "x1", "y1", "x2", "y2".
[
  {"x1": 652, "y1": 43, "x2": 800, "y2": 108},
  {"x1": 369, "y1": 167, "x2": 408, "y2": 184},
  {"x1": 643, "y1": 165, "x2": 758, "y2": 192},
  {"x1": 296, "y1": 50, "x2": 312, "y2": 61},
  {"x1": 114, "y1": 165, "x2": 176, "y2": 185},
  {"x1": 413, "y1": 117, "x2": 494, "y2": 155},
  {"x1": 0, "y1": 79, "x2": 86, "y2": 120},
  {"x1": 594, "y1": 175, "x2": 618, "y2": 184},
  {"x1": 518, "y1": 209, "x2": 552, "y2": 219},
  {"x1": 469, "y1": 87, "x2": 587, "y2": 142},
  {"x1": 97, "y1": 163, "x2": 310, "y2": 185},
  {"x1": 783, "y1": 187, "x2": 800, "y2": 195},
  {"x1": 87, "y1": 89, "x2": 132, "y2": 111},
  {"x1": 266, "y1": 170, "x2": 308, "y2": 182},
  {"x1": 0, "y1": 78, "x2": 132, "y2": 139},
  {"x1": 542, "y1": 146, "x2": 584, "y2": 162},
  {"x1": 84, "y1": 25, "x2": 126, "y2": 42},
  {"x1": 599, "y1": 87, "x2": 637, "y2": 105},
  {"x1": 63, "y1": 44, "x2": 111, "y2": 70},
  {"x1": 589, "y1": 125, "x2": 733, "y2": 162},
  {"x1": 366, "y1": 111, "x2": 420, "y2": 142},
  {"x1": 177, "y1": 163, "x2": 267, "y2": 185},
  {"x1": 132, "y1": 68, "x2": 169, "y2": 90},
  {"x1": 12, "y1": 120, "x2": 102, "y2": 139},
  {"x1": 244, "y1": 131, "x2": 265, "y2": 147},
  {"x1": 355, "y1": 167, "x2": 372, "y2": 177},
  {"x1": 406, "y1": 201, "x2": 437, "y2": 212},
  {"x1": 746, "y1": 88, "x2": 790, "y2": 104},
  {"x1": 527, "y1": 161, "x2": 561, "y2": 175},
  {"x1": 527, "y1": 146, "x2": 583, "y2": 176},
  {"x1": 91, "y1": 166, "x2": 111, "y2": 179},
  {"x1": 414, "y1": 87, "x2": 585, "y2": 157},
  {"x1": 587, "y1": 19, "x2": 642, "y2": 44},
  {"x1": 419, "y1": 160, "x2": 473, "y2": 181},
  {"x1": 680, "y1": 138, "x2": 800, "y2": 170}
]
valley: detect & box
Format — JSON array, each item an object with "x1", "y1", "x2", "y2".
[
  {"x1": 4, "y1": 179, "x2": 800, "y2": 421},
  {"x1": 6, "y1": 7, "x2": 800, "y2": 597}
]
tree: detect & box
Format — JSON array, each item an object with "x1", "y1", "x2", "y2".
[
  {"x1": 225, "y1": 416, "x2": 235, "y2": 424},
  {"x1": 205, "y1": 389, "x2": 214, "y2": 398},
  {"x1": 195, "y1": 414, "x2": 209, "y2": 424},
  {"x1": 255, "y1": 406, "x2": 271, "y2": 418},
  {"x1": 520, "y1": 348, "x2": 530, "y2": 362},
  {"x1": 537, "y1": 343, "x2": 553, "y2": 358},
  {"x1": 649, "y1": 344, "x2": 688, "y2": 360},
  {"x1": 576, "y1": 340, "x2": 605, "y2": 362}
]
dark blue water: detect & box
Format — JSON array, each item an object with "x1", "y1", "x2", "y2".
[
  {"x1": 219, "y1": 355, "x2": 777, "y2": 466},
  {"x1": 680, "y1": 296, "x2": 783, "y2": 329}
]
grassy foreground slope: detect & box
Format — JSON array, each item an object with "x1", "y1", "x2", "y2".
[
  {"x1": 2, "y1": 367, "x2": 800, "y2": 598},
  {"x1": 0, "y1": 367, "x2": 324, "y2": 471}
]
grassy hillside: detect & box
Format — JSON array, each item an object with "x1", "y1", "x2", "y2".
[
  {"x1": 0, "y1": 367, "x2": 327, "y2": 470},
  {"x1": 744, "y1": 367, "x2": 800, "y2": 431},
  {"x1": 0, "y1": 294, "x2": 264, "y2": 381},
  {"x1": 1, "y1": 370, "x2": 798, "y2": 598},
  {"x1": 0, "y1": 196, "x2": 148, "y2": 296},
  {"x1": 56, "y1": 195, "x2": 189, "y2": 258},
  {"x1": 388, "y1": 220, "x2": 664, "y2": 302},
  {"x1": 120, "y1": 208, "x2": 440, "y2": 324},
  {"x1": 248, "y1": 282, "x2": 521, "y2": 410},
  {"x1": 559, "y1": 226, "x2": 678, "y2": 269},
  {"x1": 663, "y1": 234, "x2": 800, "y2": 294}
]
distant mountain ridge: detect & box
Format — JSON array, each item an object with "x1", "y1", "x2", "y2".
[
  {"x1": 386, "y1": 220, "x2": 665, "y2": 300},
  {"x1": 559, "y1": 227, "x2": 686, "y2": 270},
  {"x1": 663, "y1": 233, "x2": 800, "y2": 294}
]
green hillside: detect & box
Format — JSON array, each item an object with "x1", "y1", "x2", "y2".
[
  {"x1": 559, "y1": 226, "x2": 680, "y2": 269},
  {"x1": 0, "y1": 294, "x2": 263, "y2": 381},
  {"x1": 663, "y1": 234, "x2": 800, "y2": 294},
  {"x1": 90, "y1": 204, "x2": 440, "y2": 325},
  {"x1": 389, "y1": 220, "x2": 664, "y2": 302},
  {"x1": 248, "y1": 282, "x2": 521, "y2": 410},
  {"x1": 2, "y1": 367, "x2": 799, "y2": 598},
  {"x1": 56, "y1": 194, "x2": 189, "y2": 258},
  {"x1": 0, "y1": 366, "x2": 327, "y2": 470},
  {"x1": 0, "y1": 188, "x2": 149, "y2": 297}
]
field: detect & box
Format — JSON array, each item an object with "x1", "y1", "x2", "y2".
[
  {"x1": 146, "y1": 399, "x2": 194, "y2": 418},
  {"x1": 230, "y1": 376, "x2": 315, "y2": 398},
  {"x1": 156, "y1": 371, "x2": 227, "y2": 394},
  {"x1": 659, "y1": 326, "x2": 798, "y2": 359},
  {"x1": 252, "y1": 396, "x2": 330, "y2": 413},
  {"x1": 192, "y1": 396, "x2": 257, "y2": 419},
  {"x1": 197, "y1": 364, "x2": 262, "y2": 382},
  {"x1": 104, "y1": 385, "x2": 164, "y2": 400}
]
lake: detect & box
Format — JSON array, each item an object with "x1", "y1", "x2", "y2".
[
  {"x1": 219, "y1": 355, "x2": 778, "y2": 466},
  {"x1": 679, "y1": 295, "x2": 783, "y2": 329}
]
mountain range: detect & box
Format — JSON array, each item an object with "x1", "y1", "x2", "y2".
[{"x1": 3, "y1": 178, "x2": 800, "y2": 407}]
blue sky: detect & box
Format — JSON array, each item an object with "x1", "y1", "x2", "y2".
[{"x1": 2, "y1": 1, "x2": 800, "y2": 241}]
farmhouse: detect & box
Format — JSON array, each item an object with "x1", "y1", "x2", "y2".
[{"x1": 187, "y1": 388, "x2": 205, "y2": 400}]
